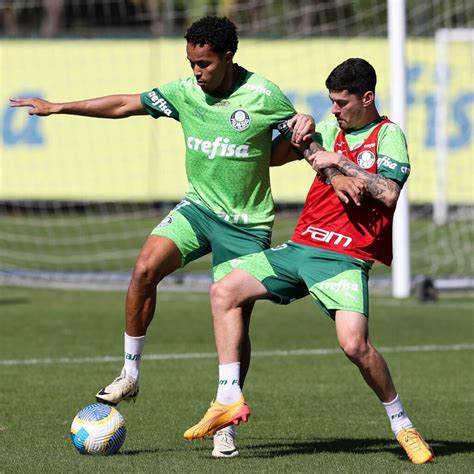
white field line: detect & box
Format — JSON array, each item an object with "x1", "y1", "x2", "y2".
[{"x1": 1, "y1": 343, "x2": 473, "y2": 367}]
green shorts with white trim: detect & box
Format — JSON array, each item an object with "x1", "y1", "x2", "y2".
[
  {"x1": 233, "y1": 241, "x2": 373, "y2": 319},
  {"x1": 151, "y1": 199, "x2": 271, "y2": 281}
]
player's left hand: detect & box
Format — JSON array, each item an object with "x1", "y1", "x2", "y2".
[
  {"x1": 331, "y1": 175, "x2": 367, "y2": 206},
  {"x1": 10, "y1": 97, "x2": 57, "y2": 116},
  {"x1": 311, "y1": 150, "x2": 339, "y2": 172},
  {"x1": 288, "y1": 113, "x2": 315, "y2": 146}
]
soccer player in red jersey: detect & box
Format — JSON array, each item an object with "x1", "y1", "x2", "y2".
[{"x1": 184, "y1": 58, "x2": 433, "y2": 465}]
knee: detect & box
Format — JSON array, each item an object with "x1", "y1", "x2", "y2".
[
  {"x1": 210, "y1": 280, "x2": 234, "y2": 311},
  {"x1": 339, "y1": 339, "x2": 370, "y2": 363},
  {"x1": 132, "y1": 255, "x2": 160, "y2": 288}
]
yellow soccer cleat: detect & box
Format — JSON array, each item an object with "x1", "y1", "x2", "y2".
[
  {"x1": 396, "y1": 428, "x2": 434, "y2": 464},
  {"x1": 184, "y1": 395, "x2": 250, "y2": 441}
]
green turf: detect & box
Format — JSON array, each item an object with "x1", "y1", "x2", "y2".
[{"x1": 0, "y1": 287, "x2": 473, "y2": 472}]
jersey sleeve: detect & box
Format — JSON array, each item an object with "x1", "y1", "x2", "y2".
[
  {"x1": 377, "y1": 122, "x2": 411, "y2": 188},
  {"x1": 140, "y1": 81, "x2": 180, "y2": 121},
  {"x1": 315, "y1": 120, "x2": 339, "y2": 148},
  {"x1": 265, "y1": 84, "x2": 297, "y2": 141}
]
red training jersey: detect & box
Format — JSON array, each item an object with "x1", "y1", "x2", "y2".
[{"x1": 291, "y1": 117, "x2": 397, "y2": 266}]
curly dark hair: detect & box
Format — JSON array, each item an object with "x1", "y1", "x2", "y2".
[
  {"x1": 326, "y1": 58, "x2": 377, "y2": 97},
  {"x1": 184, "y1": 16, "x2": 238, "y2": 54}
]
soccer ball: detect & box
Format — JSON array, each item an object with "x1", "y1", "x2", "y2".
[{"x1": 70, "y1": 403, "x2": 126, "y2": 455}]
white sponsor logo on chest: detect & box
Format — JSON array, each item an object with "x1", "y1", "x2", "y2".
[
  {"x1": 242, "y1": 83, "x2": 272, "y2": 96},
  {"x1": 187, "y1": 136, "x2": 249, "y2": 160}
]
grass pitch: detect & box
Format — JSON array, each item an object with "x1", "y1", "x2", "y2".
[{"x1": 0, "y1": 287, "x2": 473, "y2": 472}]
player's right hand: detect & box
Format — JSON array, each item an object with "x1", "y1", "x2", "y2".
[
  {"x1": 287, "y1": 113, "x2": 315, "y2": 145},
  {"x1": 331, "y1": 175, "x2": 367, "y2": 206},
  {"x1": 9, "y1": 97, "x2": 57, "y2": 116}
]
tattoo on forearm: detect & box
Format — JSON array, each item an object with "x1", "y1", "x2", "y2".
[
  {"x1": 303, "y1": 141, "x2": 324, "y2": 160},
  {"x1": 309, "y1": 141, "x2": 324, "y2": 153},
  {"x1": 303, "y1": 142, "x2": 342, "y2": 184},
  {"x1": 323, "y1": 167, "x2": 342, "y2": 182},
  {"x1": 336, "y1": 156, "x2": 400, "y2": 205}
]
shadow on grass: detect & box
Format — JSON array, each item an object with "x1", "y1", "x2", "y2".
[
  {"x1": 0, "y1": 298, "x2": 29, "y2": 306},
  {"x1": 116, "y1": 437, "x2": 473, "y2": 459},
  {"x1": 119, "y1": 448, "x2": 162, "y2": 456},
  {"x1": 242, "y1": 437, "x2": 473, "y2": 460}
]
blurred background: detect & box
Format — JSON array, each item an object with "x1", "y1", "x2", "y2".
[
  {"x1": 0, "y1": 0, "x2": 472, "y2": 37},
  {"x1": 1, "y1": 0, "x2": 473, "y2": 294}
]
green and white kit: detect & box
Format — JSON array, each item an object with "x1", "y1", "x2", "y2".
[
  {"x1": 141, "y1": 65, "x2": 296, "y2": 230},
  {"x1": 152, "y1": 199, "x2": 271, "y2": 281},
  {"x1": 140, "y1": 65, "x2": 296, "y2": 277},
  {"x1": 232, "y1": 241, "x2": 372, "y2": 319}
]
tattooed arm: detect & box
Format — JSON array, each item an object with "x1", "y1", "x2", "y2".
[
  {"x1": 311, "y1": 150, "x2": 401, "y2": 208},
  {"x1": 304, "y1": 143, "x2": 367, "y2": 206}
]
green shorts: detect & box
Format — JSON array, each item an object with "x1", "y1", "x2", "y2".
[
  {"x1": 151, "y1": 199, "x2": 271, "y2": 281},
  {"x1": 235, "y1": 241, "x2": 373, "y2": 319}
]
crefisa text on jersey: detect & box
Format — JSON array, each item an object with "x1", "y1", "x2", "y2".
[{"x1": 187, "y1": 135, "x2": 250, "y2": 160}]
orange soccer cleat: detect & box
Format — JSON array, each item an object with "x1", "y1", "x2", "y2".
[
  {"x1": 396, "y1": 427, "x2": 434, "y2": 464},
  {"x1": 183, "y1": 395, "x2": 250, "y2": 440}
]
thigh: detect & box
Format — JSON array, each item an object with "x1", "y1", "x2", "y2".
[
  {"x1": 232, "y1": 242, "x2": 309, "y2": 304},
  {"x1": 335, "y1": 310, "x2": 369, "y2": 347},
  {"x1": 216, "y1": 269, "x2": 270, "y2": 307},
  {"x1": 133, "y1": 234, "x2": 183, "y2": 281}
]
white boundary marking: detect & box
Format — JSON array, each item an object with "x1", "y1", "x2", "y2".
[{"x1": 1, "y1": 343, "x2": 473, "y2": 366}]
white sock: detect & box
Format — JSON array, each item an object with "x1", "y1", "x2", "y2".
[
  {"x1": 216, "y1": 362, "x2": 241, "y2": 405},
  {"x1": 383, "y1": 394, "x2": 414, "y2": 436},
  {"x1": 123, "y1": 332, "x2": 145, "y2": 381}
]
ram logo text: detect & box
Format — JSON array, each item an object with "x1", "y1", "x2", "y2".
[{"x1": 301, "y1": 226, "x2": 352, "y2": 247}]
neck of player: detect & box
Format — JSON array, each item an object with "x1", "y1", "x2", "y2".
[{"x1": 216, "y1": 64, "x2": 239, "y2": 95}]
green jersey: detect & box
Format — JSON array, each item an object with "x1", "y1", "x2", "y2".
[{"x1": 140, "y1": 65, "x2": 296, "y2": 229}]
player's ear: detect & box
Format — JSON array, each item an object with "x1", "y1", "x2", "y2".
[
  {"x1": 362, "y1": 91, "x2": 374, "y2": 108},
  {"x1": 225, "y1": 51, "x2": 234, "y2": 63}
]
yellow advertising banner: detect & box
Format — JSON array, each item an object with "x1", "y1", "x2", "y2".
[{"x1": 1, "y1": 39, "x2": 472, "y2": 203}]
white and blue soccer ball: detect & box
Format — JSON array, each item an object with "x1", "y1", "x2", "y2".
[{"x1": 70, "y1": 403, "x2": 126, "y2": 455}]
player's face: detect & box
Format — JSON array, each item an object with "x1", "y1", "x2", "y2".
[
  {"x1": 186, "y1": 43, "x2": 232, "y2": 93},
  {"x1": 329, "y1": 89, "x2": 373, "y2": 131}
]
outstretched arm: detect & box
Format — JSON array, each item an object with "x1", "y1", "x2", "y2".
[
  {"x1": 311, "y1": 151, "x2": 400, "y2": 208},
  {"x1": 9, "y1": 94, "x2": 147, "y2": 119}
]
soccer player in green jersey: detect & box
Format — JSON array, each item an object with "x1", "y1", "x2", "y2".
[
  {"x1": 184, "y1": 58, "x2": 433, "y2": 465},
  {"x1": 11, "y1": 16, "x2": 359, "y2": 457}
]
